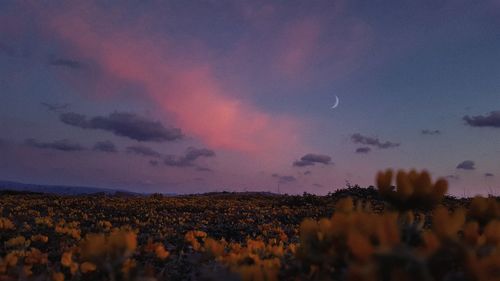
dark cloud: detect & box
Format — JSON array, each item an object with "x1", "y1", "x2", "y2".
[
  {"x1": 355, "y1": 147, "x2": 371, "y2": 154},
  {"x1": 93, "y1": 140, "x2": 117, "y2": 153},
  {"x1": 463, "y1": 111, "x2": 500, "y2": 128},
  {"x1": 183, "y1": 147, "x2": 216, "y2": 162},
  {"x1": 60, "y1": 112, "x2": 89, "y2": 128},
  {"x1": 456, "y1": 160, "x2": 475, "y2": 170},
  {"x1": 126, "y1": 145, "x2": 162, "y2": 158},
  {"x1": 293, "y1": 153, "x2": 332, "y2": 167},
  {"x1": 421, "y1": 129, "x2": 441, "y2": 135},
  {"x1": 149, "y1": 160, "x2": 159, "y2": 167},
  {"x1": 485, "y1": 173, "x2": 494, "y2": 177},
  {"x1": 164, "y1": 147, "x2": 216, "y2": 167},
  {"x1": 25, "y1": 138, "x2": 85, "y2": 152},
  {"x1": 313, "y1": 183, "x2": 323, "y2": 188},
  {"x1": 49, "y1": 58, "x2": 83, "y2": 69},
  {"x1": 351, "y1": 133, "x2": 400, "y2": 149},
  {"x1": 303, "y1": 171, "x2": 311, "y2": 175},
  {"x1": 271, "y1": 173, "x2": 296, "y2": 184},
  {"x1": 60, "y1": 112, "x2": 183, "y2": 142},
  {"x1": 41, "y1": 102, "x2": 70, "y2": 112}
]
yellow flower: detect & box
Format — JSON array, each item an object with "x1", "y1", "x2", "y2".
[
  {"x1": 376, "y1": 169, "x2": 393, "y2": 195},
  {"x1": 23, "y1": 265, "x2": 33, "y2": 276},
  {"x1": 463, "y1": 221, "x2": 481, "y2": 246},
  {"x1": 80, "y1": 261, "x2": 97, "y2": 273},
  {"x1": 154, "y1": 244, "x2": 170, "y2": 260},
  {"x1": 5, "y1": 252, "x2": 19, "y2": 267},
  {"x1": 61, "y1": 252, "x2": 73, "y2": 267},
  {"x1": 484, "y1": 220, "x2": 500, "y2": 245},
  {"x1": 433, "y1": 206, "x2": 465, "y2": 239},
  {"x1": 0, "y1": 217, "x2": 15, "y2": 230},
  {"x1": 52, "y1": 272, "x2": 65, "y2": 281},
  {"x1": 121, "y1": 258, "x2": 136, "y2": 276},
  {"x1": 5, "y1": 236, "x2": 27, "y2": 248},
  {"x1": 24, "y1": 248, "x2": 48, "y2": 265},
  {"x1": 420, "y1": 231, "x2": 440, "y2": 256},
  {"x1": 70, "y1": 262, "x2": 79, "y2": 275},
  {"x1": 336, "y1": 197, "x2": 354, "y2": 213},
  {"x1": 347, "y1": 231, "x2": 373, "y2": 263},
  {"x1": 31, "y1": 234, "x2": 49, "y2": 243},
  {"x1": 204, "y1": 238, "x2": 224, "y2": 258}
]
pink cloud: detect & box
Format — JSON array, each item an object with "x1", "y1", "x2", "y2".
[{"x1": 40, "y1": 4, "x2": 303, "y2": 159}]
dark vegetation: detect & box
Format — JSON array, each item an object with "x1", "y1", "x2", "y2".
[{"x1": 0, "y1": 170, "x2": 499, "y2": 281}]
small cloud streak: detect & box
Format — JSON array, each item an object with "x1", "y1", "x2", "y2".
[
  {"x1": 164, "y1": 147, "x2": 215, "y2": 168},
  {"x1": 271, "y1": 173, "x2": 296, "y2": 184},
  {"x1": 456, "y1": 160, "x2": 475, "y2": 170},
  {"x1": 485, "y1": 173, "x2": 494, "y2": 177},
  {"x1": 355, "y1": 147, "x2": 371, "y2": 154},
  {"x1": 60, "y1": 112, "x2": 183, "y2": 142},
  {"x1": 293, "y1": 153, "x2": 332, "y2": 167},
  {"x1": 49, "y1": 58, "x2": 83, "y2": 69},
  {"x1": 351, "y1": 133, "x2": 400, "y2": 149},
  {"x1": 93, "y1": 140, "x2": 117, "y2": 153},
  {"x1": 196, "y1": 166, "x2": 213, "y2": 172},
  {"x1": 126, "y1": 145, "x2": 162, "y2": 158},
  {"x1": 463, "y1": 111, "x2": 500, "y2": 128},
  {"x1": 421, "y1": 129, "x2": 441, "y2": 135},
  {"x1": 25, "y1": 138, "x2": 85, "y2": 152},
  {"x1": 41, "y1": 102, "x2": 70, "y2": 112}
]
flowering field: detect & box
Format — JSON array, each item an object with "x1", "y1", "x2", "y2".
[{"x1": 0, "y1": 170, "x2": 499, "y2": 281}]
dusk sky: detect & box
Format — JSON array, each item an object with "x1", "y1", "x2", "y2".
[{"x1": 1, "y1": 0, "x2": 499, "y2": 195}]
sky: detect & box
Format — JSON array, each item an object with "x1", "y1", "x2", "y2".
[{"x1": 0, "y1": 0, "x2": 499, "y2": 196}]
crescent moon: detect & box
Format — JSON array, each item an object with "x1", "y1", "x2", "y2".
[{"x1": 331, "y1": 95, "x2": 339, "y2": 109}]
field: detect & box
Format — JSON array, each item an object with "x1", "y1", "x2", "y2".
[{"x1": 0, "y1": 170, "x2": 499, "y2": 281}]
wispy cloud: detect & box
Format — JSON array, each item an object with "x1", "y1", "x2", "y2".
[
  {"x1": 196, "y1": 166, "x2": 213, "y2": 172},
  {"x1": 355, "y1": 147, "x2": 371, "y2": 154},
  {"x1": 421, "y1": 129, "x2": 441, "y2": 135},
  {"x1": 164, "y1": 147, "x2": 215, "y2": 168},
  {"x1": 93, "y1": 140, "x2": 117, "y2": 153},
  {"x1": 60, "y1": 112, "x2": 183, "y2": 142},
  {"x1": 126, "y1": 145, "x2": 162, "y2": 158},
  {"x1": 271, "y1": 173, "x2": 296, "y2": 184},
  {"x1": 351, "y1": 133, "x2": 400, "y2": 149},
  {"x1": 25, "y1": 138, "x2": 85, "y2": 152},
  {"x1": 445, "y1": 175, "x2": 460, "y2": 180},
  {"x1": 293, "y1": 153, "x2": 332, "y2": 167},
  {"x1": 41, "y1": 102, "x2": 70, "y2": 112},
  {"x1": 49, "y1": 58, "x2": 83, "y2": 69}
]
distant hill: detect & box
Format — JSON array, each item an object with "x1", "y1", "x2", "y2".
[{"x1": 0, "y1": 180, "x2": 141, "y2": 196}]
